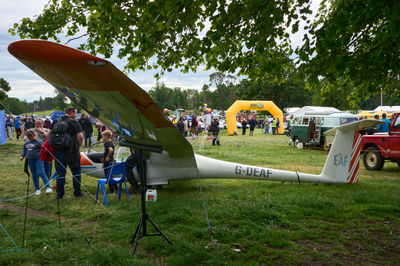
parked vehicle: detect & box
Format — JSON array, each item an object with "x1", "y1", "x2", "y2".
[
  {"x1": 360, "y1": 112, "x2": 400, "y2": 170},
  {"x1": 290, "y1": 112, "x2": 359, "y2": 149}
]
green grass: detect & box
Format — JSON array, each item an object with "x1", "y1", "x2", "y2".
[
  {"x1": 1, "y1": 129, "x2": 399, "y2": 265},
  {"x1": 22, "y1": 109, "x2": 59, "y2": 116}
]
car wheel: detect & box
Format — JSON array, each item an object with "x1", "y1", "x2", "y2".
[{"x1": 363, "y1": 146, "x2": 384, "y2": 170}]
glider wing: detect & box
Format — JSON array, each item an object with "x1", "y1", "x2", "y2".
[{"x1": 8, "y1": 40, "x2": 196, "y2": 168}]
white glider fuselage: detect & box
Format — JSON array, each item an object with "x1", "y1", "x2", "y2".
[
  {"x1": 138, "y1": 120, "x2": 381, "y2": 186},
  {"x1": 80, "y1": 120, "x2": 381, "y2": 186}
]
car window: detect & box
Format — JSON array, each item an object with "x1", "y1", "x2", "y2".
[
  {"x1": 392, "y1": 116, "x2": 400, "y2": 129},
  {"x1": 302, "y1": 118, "x2": 309, "y2": 125}
]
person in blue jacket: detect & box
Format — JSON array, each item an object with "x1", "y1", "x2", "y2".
[
  {"x1": 14, "y1": 116, "x2": 22, "y2": 140},
  {"x1": 377, "y1": 113, "x2": 391, "y2": 132}
]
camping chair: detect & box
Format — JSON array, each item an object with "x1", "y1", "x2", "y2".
[{"x1": 95, "y1": 162, "x2": 131, "y2": 207}]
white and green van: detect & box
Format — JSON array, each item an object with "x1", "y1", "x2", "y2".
[{"x1": 290, "y1": 112, "x2": 358, "y2": 148}]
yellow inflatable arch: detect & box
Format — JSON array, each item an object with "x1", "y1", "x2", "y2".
[{"x1": 226, "y1": 100, "x2": 284, "y2": 135}]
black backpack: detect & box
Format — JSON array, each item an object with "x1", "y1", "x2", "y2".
[{"x1": 49, "y1": 117, "x2": 71, "y2": 149}]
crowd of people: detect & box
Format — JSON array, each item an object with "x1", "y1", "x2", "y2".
[
  {"x1": 5, "y1": 114, "x2": 51, "y2": 141},
  {"x1": 241, "y1": 116, "x2": 294, "y2": 136},
  {"x1": 2, "y1": 107, "x2": 114, "y2": 199},
  {"x1": 173, "y1": 112, "x2": 295, "y2": 142}
]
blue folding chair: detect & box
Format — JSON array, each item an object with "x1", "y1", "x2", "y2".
[{"x1": 95, "y1": 162, "x2": 131, "y2": 206}]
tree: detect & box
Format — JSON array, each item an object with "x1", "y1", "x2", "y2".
[
  {"x1": 0, "y1": 78, "x2": 11, "y2": 101},
  {"x1": 308, "y1": 79, "x2": 358, "y2": 110},
  {"x1": 148, "y1": 82, "x2": 173, "y2": 109},
  {"x1": 297, "y1": 0, "x2": 400, "y2": 98},
  {"x1": 10, "y1": 1, "x2": 400, "y2": 99},
  {"x1": 236, "y1": 73, "x2": 311, "y2": 109},
  {"x1": 54, "y1": 90, "x2": 68, "y2": 110},
  {"x1": 2, "y1": 97, "x2": 31, "y2": 114},
  {"x1": 183, "y1": 89, "x2": 200, "y2": 110},
  {"x1": 9, "y1": 0, "x2": 309, "y2": 81},
  {"x1": 206, "y1": 72, "x2": 238, "y2": 110},
  {"x1": 170, "y1": 87, "x2": 188, "y2": 110}
]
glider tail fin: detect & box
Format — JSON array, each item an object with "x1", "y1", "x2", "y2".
[{"x1": 321, "y1": 122, "x2": 366, "y2": 184}]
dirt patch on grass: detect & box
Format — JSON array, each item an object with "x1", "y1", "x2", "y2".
[
  {"x1": 1, "y1": 202, "x2": 75, "y2": 222},
  {"x1": 297, "y1": 221, "x2": 400, "y2": 265}
]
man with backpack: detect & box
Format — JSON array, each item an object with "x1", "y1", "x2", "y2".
[{"x1": 49, "y1": 106, "x2": 84, "y2": 199}]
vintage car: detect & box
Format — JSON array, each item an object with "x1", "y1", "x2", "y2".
[
  {"x1": 360, "y1": 112, "x2": 400, "y2": 170},
  {"x1": 290, "y1": 112, "x2": 359, "y2": 149}
]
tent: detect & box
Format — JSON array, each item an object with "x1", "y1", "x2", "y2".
[
  {"x1": 373, "y1": 106, "x2": 400, "y2": 112},
  {"x1": 373, "y1": 110, "x2": 392, "y2": 119},
  {"x1": 50, "y1": 110, "x2": 65, "y2": 121},
  {"x1": 284, "y1": 107, "x2": 300, "y2": 115},
  {"x1": 292, "y1": 106, "x2": 340, "y2": 117},
  {"x1": 357, "y1": 110, "x2": 374, "y2": 119}
]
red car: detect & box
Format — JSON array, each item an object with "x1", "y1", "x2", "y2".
[{"x1": 360, "y1": 112, "x2": 400, "y2": 170}]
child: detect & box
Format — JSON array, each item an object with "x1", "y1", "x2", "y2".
[
  {"x1": 101, "y1": 130, "x2": 118, "y2": 194},
  {"x1": 20, "y1": 129, "x2": 52, "y2": 195}
]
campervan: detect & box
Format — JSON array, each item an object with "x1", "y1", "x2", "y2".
[{"x1": 290, "y1": 112, "x2": 359, "y2": 149}]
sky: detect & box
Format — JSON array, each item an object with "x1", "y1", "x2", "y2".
[{"x1": 0, "y1": 1, "x2": 320, "y2": 102}]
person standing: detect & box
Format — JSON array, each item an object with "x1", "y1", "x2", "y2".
[
  {"x1": 78, "y1": 113, "x2": 86, "y2": 138},
  {"x1": 190, "y1": 115, "x2": 198, "y2": 137},
  {"x1": 210, "y1": 117, "x2": 221, "y2": 146},
  {"x1": 241, "y1": 119, "x2": 247, "y2": 135},
  {"x1": 30, "y1": 119, "x2": 51, "y2": 178},
  {"x1": 101, "y1": 130, "x2": 118, "y2": 194},
  {"x1": 176, "y1": 116, "x2": 185, "y2": 136},
  {"x1": 276, "y1": 117, "x2": 280, "y2": 135},
  {"x1": 377, "y1": 113, "x2": 391, "y2": 132},
  {"x1": 28, "y1": 119, "x2": 50, "y2": 142},
  {"x1": 82, "y1": 114, "x2": 94, "y2": 147},
  {"x1": 20, "y1": 129, "x2": 52, "y2": 195},
  {"x1": 271, "y1": 118, "x2": 277, "y2": 135},
  {"x1": 96, "y1": 120, "x2": 106, "y2": 141},
  {"x1": 49, "y1": 106, "x2": 84, "y2": 199},
  {"x1": 24, "y1": 117, "x2": 35, "y2": 131},
  {"x1": 5, "y1": 114, "x2": 13, "y2": 140},
  {"x1": 14, "y1": 116, "x2": 22, "y2": 140},
  {"x1": 288, "y1": 115, "x2": 294, "y2": 136},
  {"x1": 44, "y1": 117, "x2": 51, "y2": 129},
  {"x1": 249, "y1": 117, "x2": 256, "y2": 136},
  {"x1": 183, "y1": 116, "x2": 189, "y2": 137},
  {"x1": 263, "y1": 118, "x2": 270, "y2": 135}
]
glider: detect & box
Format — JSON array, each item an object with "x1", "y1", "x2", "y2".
[{"x1": 8, "y1": 40, "x2": 380, "y2": 185}]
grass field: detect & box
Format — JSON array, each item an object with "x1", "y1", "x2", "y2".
[
  {"x1": 0, "y1": 129, "x2": 399, "y2": 265},
  {"x1": 22, "y1": 109, "x2": 58, "y2": 117}
]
